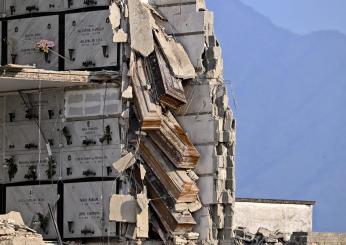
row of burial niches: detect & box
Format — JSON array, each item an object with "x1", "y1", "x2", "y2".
[
  {"x1": 0, "y1": 8, "x2": 119, "y2": 70},
  {"x1": 0, "y1": 86, "x2": 123, "y2": 183},
  {"x1": 5, "y1": 181, "x2": 119, "y2": 239}
]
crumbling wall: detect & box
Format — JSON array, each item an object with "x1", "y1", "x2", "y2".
[
  {"x1": 233, "y1": 200, "x2": 313, "y2": 234},
  {"x1": 289, "y1": 232, "x2": 346, "y2": 245},
  {"x1": 0, "y1": 0, "x2": 235, "y2": 244}
]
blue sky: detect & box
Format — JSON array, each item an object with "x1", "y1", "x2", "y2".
[{"x1": 238, "y1": 0, "x2": 346, "y2": 34}]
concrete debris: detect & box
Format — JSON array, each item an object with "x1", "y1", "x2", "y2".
[
  {"x1": 234, "y1": 226, "x2": 290, "y2": 245},
  {"x1": 112, "y1": 152, "x2": 136, "y2": 175},
  {"x1": 109, "y1": 3, "x2": 121, "y2": 30},
  {"x1": 153, "y1": 29, "x2": 196, "y2": 80},
  {"x1": 114, "y1": 28, "x2": 128, "y2": 43},
  {"x1": 128, "y1": 0, "x2": 155, "y2": 57},
  {"x1": 136, "y1": 190, "x2": 149, "y2": 238},
  {"x1": 0, "y1": 212, "x2": 45, "y2": 245},
  {"x1": 109, "y1": 195, "x2": 137, "y2": 223},
  {"x1": 122, "y1": 85, "x2": 133, "y2": 99}
]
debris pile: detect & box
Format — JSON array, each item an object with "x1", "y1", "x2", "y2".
[
  {"x1": 0, "y1": 212, "x2": 45, "y2": 245},
  {"x1": 234, "y1": 227, "x2": 291, "y2": 245}
]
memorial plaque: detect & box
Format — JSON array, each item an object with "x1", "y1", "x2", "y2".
[
  {"x1": 61, "y1": 118, "x2": 120, "y2": 148},
  {"x1": 6, "y1": 184, "x2": 59, "y2": 239},
  {"x1": 5, "y1": 0, "x2": 63, "y2": 16},
  {"x1": 5, "y1": 121, "x2": 61, "y2": 152},
  {"x1": 2, "y1": 151, "x2": 60, "y2": 183},
  {"x1": 5, "y1": 90, "x2": 64, "y2": 122},
  {"x1": 65, "y1": 10, "x2": 118, "y2": 70},
  {"x1": 7, "y1": 15, "x2": 59, "y2": 70},
  {"x1": 63, "y1": 181, "x2": 117, "y2": 238},
  {"x1": 64, "y1": 88, "x2": 122, "y2": 119},
  {"x1": 64, "y1": 0, "x2": 109, "y2": 10},
  {"x1": 61, "y1": 145, "x2": 121, "y2": 179}
]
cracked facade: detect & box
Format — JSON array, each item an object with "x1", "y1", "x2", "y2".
[{"x1": 0, "y1": 0, "x2": 235, "y2": 244}]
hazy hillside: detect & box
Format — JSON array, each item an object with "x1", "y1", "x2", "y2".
[{"x1": 207, "y1": 0, "x2": 346, "y2": 232}]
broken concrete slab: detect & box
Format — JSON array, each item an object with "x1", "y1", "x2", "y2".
[
  {"x1": 112, "y1": 152, "x2": 136, "y2": 176},
  {"x1": 128, "y1": 0, "x2": 154, "y2": 57},
  {"x1": 109, "y1": 195, "x2": 137, "y2": 223},
  {"x1": 153, "y1": 29, "x2": 196, "y2": 79},
  {"x1": 109, "y1": 3, "x2": 121, "y2": 30},
  {"x1": 114, "y1": 29, "x2": 128, "y2": 43},
  {"x1": 0, "y1": 212, "x2": 24, "y2": 226},
  {"x1": 136, "y1": 191, "x2": 149, "y2": 238}
]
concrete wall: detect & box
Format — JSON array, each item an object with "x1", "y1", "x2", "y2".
[
  {"x1": 233, "y1": 200, "x2": 314, "y2": 234},
  {"x1": 290, "y1": 232, "x2": 346, "y2": 245}
]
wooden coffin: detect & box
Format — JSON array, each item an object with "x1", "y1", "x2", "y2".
[
  {"x1": 149, "y1": 111, "x2": 200, "y2": 169},
  {"x1": 145, "y1": 46, "x2": 187, "y2": 110},
  {"x1": 131, "y1": 54, "x2": 162, "y2": 130},
  {"x1": 140, "y1": 137, "x2": 199, "y2": 203}
]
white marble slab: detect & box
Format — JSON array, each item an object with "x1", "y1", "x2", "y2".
[
  {"x1": 6, "y1": 184, "x2": 59, "y2": 239},
  {"x1": 61, "y1": 145, "x2": 121, "y2": 179},
  {"x1": 61, "y1": 118, "x2": 120, "y2": 148},
  {"x1": 65, "y1": 10, "x2": 118, "y2": 70},
  {"x1": 64, "y1": 0, "x2": 109, "y2": 11},
  {"x1": 5, "y1": 121, "x2": 61, "y2": 152},
  {"x1": 5, "y1": 0, "x2": 63, "y2": 16},
  {"x1": 2, "y1": 151, "x2": 60, "y2": 183},
  {"x1": 5, "y1": 89, "x2": 64, "y2": 122},
  {"x1": 7, "y1": 15, "x2": 59, "y2": 70},
  {"x1": 63, "y1": 181, "x2": 117, "y2": 238}
]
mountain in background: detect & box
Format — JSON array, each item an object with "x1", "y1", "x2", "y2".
[{"x1": 207, "y1": 0, "x2": 346, "y2": 232}]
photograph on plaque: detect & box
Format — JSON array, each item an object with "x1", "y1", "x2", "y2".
[{"x1": 7, "y1": 15, "x2": 59, "y2": 70}]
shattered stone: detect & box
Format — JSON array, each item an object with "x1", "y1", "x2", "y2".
[
  {"x1": 109, "y1": 195, "x2": 137, "y2": 223},
  {"x1": 112, "y1": 152, "x2": 136, "y2": 175},
  {"x1": 153, "y1": 28, "x2": 196, "y2": 79},
  {"x1": 128, "y1": 0, "x2": 154, "y2": 57},
  {"x1": 114, "y1": 28, "x2": 129, "y2": 43}
]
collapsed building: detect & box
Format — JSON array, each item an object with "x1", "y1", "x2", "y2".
[{"x1": 0, "y1": 0, "x2": 235, "y2": 244}]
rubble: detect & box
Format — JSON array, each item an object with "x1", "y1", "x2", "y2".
[
  {"x1": 0, "y1": 212, "x2": 45, "y2": 245},
  {"x1": 234, "y1": 226, "x2": 290, "y2": 245}
]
